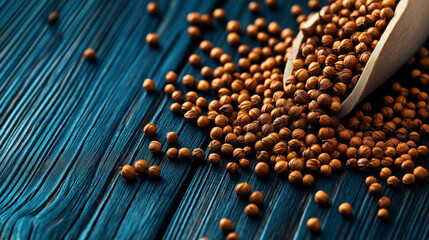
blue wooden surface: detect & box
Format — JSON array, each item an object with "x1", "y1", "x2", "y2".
[{"x1": 0, "y1": 0, "x2": 428, "y2": 239}]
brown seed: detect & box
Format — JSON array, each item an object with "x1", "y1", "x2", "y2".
[
  {"x1": 182, "y1": 74, "x2": 196, "y2": 88},
  {"x1": 148, "y1": 141, "x2": 162, "y2": 153},
  {"x1": 274, "y1": 161, "x2": 289, "y2": 175},
  {"x1": 249, "y1": 191, "x2": 264, "y2": 205},
  {"x1": 290, "y1": 4, "x2": 303, "y2": 17},
  {"x1": 338, "y1": 203, "x2": 353, "y2": 217},
  {"x1": 387, "y1": 176, "x2": 400, "y2": 188},
  {"x1": 368, "y1": 183, "x2": 383, "y2": 195},
  {"x1": 187, "y1": 26, "x2": 201, "y2": 38},
  {"x1": 255, "y1": 162, "x2": 270, "y2": 176},
  {"x1": 192, "y1": 148, "x2": 205, "y2": 161},
  {"x1": 208, "y1": 153, "x2": 221, "y2": 164},
  {"x1": 119, "y1": 164, "x2": 138, "y2": 180},
  {"x1": 146, "y1": 2, "x2": 159, "y2": 15},
  {"x1": 144, "y1": 123, "x2": 157, "y2": 135},
  {"x1": 314, "y1": 190, "x2": 330, "y2": 205},
  {"x1": 219, "y1": 218, "x2": 233, "y2": 232},
  {"x1": 178, "y1": 148, "x2": 191, "y2": 160},
  {"x1": 244, "y1": 203, "x2": 259, "y2": 217},
  {"x1": 235, "y1": 182, "x2": 252, "y2": 197},
  {"x1": 248, "y1": 2, "x2": 260, "y2": 13},
  {"x1": 226, "y1": 20, "x2": 241, "y2": 32},
  {"x1": 288, "y1": 170, "x2": 303, "y2": 184},
  {"x1": 48, "y1": 10, "x2": 59, "y2": 24},
  {"x1": 134, "y1": 160, "x2": 148, "y2": 173},
  {"x1": 188, "y1": 54, "x2": 201, "y2": 66},
  {"x1": 226, "y1": 232, "x2": 239, "y2": 240},
  {"x1": 83, "y1": 48, "x2": 96, "y2": 61},
  {"x1": 164, "y1": 84, "x2": 175, "y2": 95},
  {"x1": 146, "y1": 33, "x2": 159, "y2": 45},
  {"x1": 378, "y1": 196, "x2": 391, "y2": 209},
  {"x1": 402, "y1": 173, "x2": 415, "y2": 185},
  {"x1": 306, "y1": 218, "x2": 321, "y2": 232},
  {"x1": 265, "y1": 0, "x2": 277, "y2": 8},
  {"x1": 365, "y1": 176, "x2": 377, "y2": 186},
  {"x1": 226, "y1": 162, "x2": 239, "y2": 174},
  {"x1": 166, "y1": 132, "x2": 178, "y2": 143},
  {"x1": 143, "y1": 79, "x2": 156, "y2": 91},
  {"x1": 187, "y1": 12, "x2": 201, "y2": 25},
  {"x1": 239, "y1": 158, "x2": 250, "y2": 168},
  {"x1": 377, "y1": 208, "x2": 389, "y2": 220},
  {"x1": 148, "y1": 165, "x2": 161, "y2": 178},
  {"x1": 167, "y1": 148, "x2": 178, "y2": 159},
  {"x1": 413, "y1": 166, "x2": 428, "y2": 180},
  {"x1": 380, "y1": 167, "x2": 392, "y2": 179},
  {"x1": 302, "y1": 174, "x2": 315, "y2": 187},
  {"x1": 213, "y1": 8, "x2": 226, "y2": 20}
]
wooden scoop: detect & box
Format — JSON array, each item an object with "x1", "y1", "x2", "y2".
[{"x1": 284, "y1": 0, "x2": 429, "y2": 119}]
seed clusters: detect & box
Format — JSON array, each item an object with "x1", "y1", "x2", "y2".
[{"x1": 117, "y1": 0, "x2": 429, "y2": 237}]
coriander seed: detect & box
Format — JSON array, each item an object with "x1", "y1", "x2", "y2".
[
  {"x1": 83, "y1": 48, "x2": 96, "y2": 61},
  {"x1": 402, "y1": 173, "x2": 415, "y2": 185},
  {"x1": 146, "y1": 2, "x2": 159, "y2": 15},
  {"x1": 378, "y1": 197, "x2": 391, "y2": 209},
  {"x1": 119, "y1": 164, "x2": 138, "y2": 181},
  {"x1": 249, "y1": 191, "x2": 264, "y2": 205},
  {"x1": 239, "y1": 159, "x2": 250, "y2": 168},
  {"x1": 377, "y1": 208, "x2": 389, "y2": 220},
  {"x1": 306, "y1": 218, "x2": 321, "y2": 232},
  {"x1": 166, "y1": 132, "x2": 178, "y2": 143},
  {"x1": 413, "y1": 166, "x2": 428, "y2": 180},
  {"x1": 314, "y1": 190, "x2": 330, "y2": 205},
  {"x1": 167, "y1": 148, "x2": 178, "y2": 159},
  {"x1": 226, "y1": 232, "x2": 239, "y2": 240},
  {"x1": 134, "y1": 160, "x2": 148, "y2": 173},
  {"x1": 368, "y1": 183, "x2": 383, "y2": 195},
  {"x1": 288, "y1": 171, "x2": 303, "y2": 184},
  {"x1": 144, "y1": 123, "x2": 157, "y2": 135},
  {"x1": 387, "y1": 176, "x2": 400, "y2": 188},
  {"x1": 248, "y1": 2, "x2": 260, "y2": 13},
  {"x1": 219, "y1": 218, "x2": 233, "y2": 232},
  {"x1": 192, "y1": 148, "x2": 205, "y2": 161},
  {"x1": 226, "y1": 162, "x2": 239, "y2": 174},
  {"x1": 244, "y1": 203, "x2": 259, "y2": 217},
  {"x1": 208, "y1": 153, "x2": 220, "y2": 164},
  {"x1": 255, "y1": 162, "x2": 269, "y2": 176},
  {"x1": 48, "y1": 10, "x2": 59, "y2": 24},
  {"x1": 338, "y1": 203, "x2": 353, "y2": 217},
  {"x1": 148, "y1": 141, "x2": 162, "y2": 153},
  {"x1": 178, "y1": 147, "x2": 191, "y2": 160},
  {"x1": 143, "y1": 79, "x2": 156, "y2": 91},
  {"x1": 148, "y1": 165, "x2": 161, "y2": 178},
  {"x1": 235, "y1": 182, "x2": 251, "y2": 197},
  {"x1": 146, "y1": 33, "x2": 159, "y2": 45},
  {"x1": 302, "y1": 174, "x2": 315, "y2": 187}
]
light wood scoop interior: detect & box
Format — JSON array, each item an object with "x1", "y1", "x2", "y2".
[{"x1": 284, "y1": 0, "x2": 429, "y2": 119}]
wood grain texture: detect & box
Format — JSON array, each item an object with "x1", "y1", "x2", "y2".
[{"x1": 0, "y1": 0, "x2": 428, "y2": 240}]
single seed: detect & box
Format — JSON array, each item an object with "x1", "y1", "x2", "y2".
[
  {"x1": 148, "y1": 165, "x2": 161, "y2": 178},
  {"x1": 365, "y1": 176, "x2": 377, "y2": 186},
  {"x1": 249, "y1": 191, "x2": 264, "y2": 205},
  {"x1": 146, "y1": 2, "x2": 159, "y2": 15},
  {"x1": 166, "y1": 132, "x2": 178, "y2": 143},
  {"x1": 47, "y1": 10, "x2": 59, "y2": 24},
  {"x1": 368, "y1": 183, "x2": 383, "y2": 195},
  {"x1": 119, "y1": 165, "x2": 138, "y2": 181},
  {"x1": 226, "y1": 162, "x2": 239, "y2": 174},
  {"x1": 83, "y1": 48, "x2": 96, "y2": 61},
  {"x1": 377, "y1": 208, "x2": 389, "y2": 220},
  {"x1": 219, "y1": 218, "x2": 233, "y2": 232},
  {"x1": 192, "y1": 148, "x2": 205, "y2": 161},
  {"x1": 314, "y1": 190, "x2": 330, "y2": 205},
  {"x1": 143, "y1": 79, "x2": 156, "y2": 91},
  {"x1": 178, "y1": 147, "x2": 191, "y2": 160},
  {"x1": 226, "y1": 232, "x2": 239, "y2": 240},
  {"x1": 146, "y1": 33, "x2": 159, "y2": 45},
  {"x1": 134, "y1": 160, "x2": 148, "y2": 173},
  {"x1": 148, "y1": 141, "x2": 162, "y2": 153},
  {"x1": 235, "y1": 182, "x2": 251, "y2": 197},
  {"x1": 378, "y1": 197, "x2": 391, "y2": 209},
  {"x1": 244, "y1": 203, "x2": 259, "y2": 217},
  {"x1": 255, "y1": 162, "x2": 269, "y2": 176},
  {"x1": 338, "y1": 203, "x2": 353, "y2": 217},
  {"x1": 144, "y1": 123, "x2": 157, "y2": 135},
  {"x1": 167, "y1": 148, "x2": 178, "y2": 159},
  {"x1": 306, "y1": 218, "x2": 321, "y2": 232}
]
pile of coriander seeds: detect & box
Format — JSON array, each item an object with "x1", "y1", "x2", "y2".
[{"x1": 121, "y1": 0, "x2": 429, "y2": 237}]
